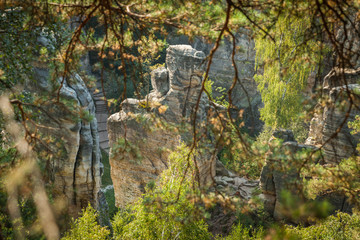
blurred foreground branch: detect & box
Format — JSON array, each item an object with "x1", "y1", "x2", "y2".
[{"x1": 0, "y1": 95, "x2": 59, "y2": 240}]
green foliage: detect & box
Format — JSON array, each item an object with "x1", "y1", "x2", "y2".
[
  {"x1": 101, "y1": 150, "x2": 113, "y2": 188},
  {"x1": 256, "y1": 119, "x2": 308, "y2": 146},
  {"x1": 112, "y1": 144, "x2": 213, "y2": 240},
  {"x1": 0, "y1": 9, "x2": 36, "y2": 90},
  {"x1": 1, "y1": 1, "x2": 360, "y2": 239},
  {"x1": 111, "y1": 137, "x2": 142, "y2": 164},
  {"x1": 204, "y1": 77, "x2": 214, "y2": 98},
  {"x1": 217, "y1": 223, "x2": 264, "y2": 240},
  {"x1": 0, "y1": 212, "x2": 14, "y2": 240},
  {"x1": 303, "y1": 155, "x2": 360, "y2": 210},
  {"x1": 286, "y1": 212, "x2": 360, "y2": 240},
  {"x1": 302, "y1": 116, "x2": 360, "y2": 208},
  {"x1": 206, "y1": 78, "x2": 265, "y2": 178},
  {"x1": 275, "y1": 190, "x2": 333, "y2": 223},
  {"x1": 254, "y1": 14, "x2": 321, "y2": 128},
  {"x1": 62, "y1": 204, "x2": 110, "y2": 240},
  {"x1": 348, "y1": 115, "x2": 360, "y2": 136},
  {"x1": 219, "y1": 129, "x2": 266, "y2": 179},
  {"x1": 289, "y1": 118, "x2": 309, "y2": 143},
  {"x1": 219, "y1": 147, "x2": 263, "y2": 180},
  {"x1": 100, "y1": 150, "x2": 117, "y2": 218},
  {"x1": 204, "y1": 78, "x2": 229, "y2": 108}
]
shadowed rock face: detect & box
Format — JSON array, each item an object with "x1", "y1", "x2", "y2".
[
  {"x1": 167, "y1": 30, "x2": 263, "y2": 134},
  {"x1": 260, "y1": 130, "x2": 321, "y2": 223},
  {"x1": 260, "y1": 69, "x2": 360, "y2": 221},
  {"x1": 30, "y1": 67, "x2": 102, "y2": 216},
  {"x1": 151, "y1": 67, "x2": 169, "y2": 97},
  {"x1": 108, "y1": 45, "x2": 215, "y2": 208},
  {"x1": 307, "y1": 69, "x2": 360, "y2": 164}
]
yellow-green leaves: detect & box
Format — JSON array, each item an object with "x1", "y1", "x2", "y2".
[
  {"x1": 254, "y1": 14, "x2": 320, "y2": 128},
  {"x1": 62, "y1": 204, "x2": 110, "y2": 240}
]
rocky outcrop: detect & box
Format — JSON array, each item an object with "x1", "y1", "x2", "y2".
[
  {"x1": 30, "y1": 66, "x2": 102, "y2": 215},
  {"x1": 261, "y1": 126, "x2": 357, "y2": 221},
  {"x1": 322, "y1": 67, "x2": 360, "y2": 90},
  {"x1": 108, "y1": 45, "x2": 216, "y2": 208},
  {"x1": 260, "y1": 130, "x2": 320, "y2": 221},
  {"x1": 214, "y1": 175, "x2": 259, "y2": 200},
  {"x1": 167, "y1": 29, "x2": 262, "y2": 133},
  {"x1": 335, "y1": 15, "x2": 360, "y2": 69},
  {"x1": 207, "y1": 161, "x2": 259, "y2": 237},
  {"x1": 306, "y1": 69, "x2": 360, "y2": 164}
]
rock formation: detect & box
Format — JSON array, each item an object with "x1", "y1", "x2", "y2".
[
  {"x1": 213, "y1": 160, "x2": 259, "y2": 200},
  {"x1": 108, "y1": 45, "x2": 216, "y2": 208},
  {"x1": 260, "y1": 130, "x2": 320, "y2": 222},
  {"x1": 167, "y1": 29, "x2": 262, "y2": 133},
  {"x1": 306, "y1": 69, "x2": 360, "y2": 164},
  {"x1": 29, "y1": 64, "x2": 102, "y2": 215}
]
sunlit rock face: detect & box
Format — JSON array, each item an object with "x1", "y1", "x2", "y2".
[
  {"x1": 306, "y1": 69, "x2": 360, "y2": 164},
  {"x1": 108, "y1": 45, "x2": 216, "y2": 208},
  {"x1": 30, "y1": 66, "x2": 102, "y2": 216}
]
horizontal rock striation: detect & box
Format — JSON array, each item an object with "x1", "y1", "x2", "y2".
[{"x1": 306, "y1": 69, "x2": 360, "y2": 164}]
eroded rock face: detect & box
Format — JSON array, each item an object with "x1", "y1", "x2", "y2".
[
  {"x1": 30, "y1": 67, "x2": 102, "y2": 215},
  {"x1": 261, "y1": 125, "x2": 357, "y2": 221},
  {"x1": 335, "y1": 15, "x2": 360, "y2": 69},
  {"x1": 306, "y1": 69, "x2": 360, "y2": 164},
  {"x1": 260, "y1": 130, "x2": 320, "y2": 222},
  {"x1": 167, "y1": 30, "x2": 262, "y2": 134},
  {"x1": 108, "y1": 45, "x2": 215, "y2": 208}
]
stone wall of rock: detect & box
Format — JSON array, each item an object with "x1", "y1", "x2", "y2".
[
  {"x1": 306, "y1": 69, "x2": 360, "y2": 164},
  {"x1": 261, "y1": 122, "x2": 357, "y2": 221},
  {"x1": 108, "y1": 45, "x2": 216, "y2": 208},
  {"x1": 30, "y1": 66, "x2": 102, "y2": 215},
  {"x1": 167, "y1": 29, "x2": 262, "y2": 133},
  {"x1": 260, "y1": 130, "x2": 320, "y2": 222}
]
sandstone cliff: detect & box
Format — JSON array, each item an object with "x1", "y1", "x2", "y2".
[
  {"x1": 306, "y1": 69, "x2": 360, "y2": 164},
  {"x1": 260, "y1": 68, "x2": 360, "y2": 220},
  {"x1": 167, "y1": 29, "x2": 262, "y2": 133},
  {"x1": 260, "y1": 130, "x2": 320, "y2": 222},
  {"x1": 30, "y1": 65, "x2": 102, "y2": 215},
  {"x1": 108, "y1": 45, "x2": 216, "y2": 208}
]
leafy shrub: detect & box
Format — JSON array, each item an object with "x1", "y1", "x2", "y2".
[
  {"x1": 112, "y1": 144, "x2": 213, "y2": 240},
  {"x1": 219, "y1": 130, "x2": 267, "y2": 180},
  {"x1": 219, "y1": 146, "x2": 263, "y2": 180},
  {"x1": 286, "y1": 212, "x2": 360, "y2": 240},
  {"x1": 216, "y1": 223, "x2": 264, "y2": 240},
  {"x1": 62, "y1": 204, "x2": 110, "y2": 240}
]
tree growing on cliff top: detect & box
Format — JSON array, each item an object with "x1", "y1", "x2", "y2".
[{"x1": 1, "y1": 0, "x2": 360, "y2": 238}]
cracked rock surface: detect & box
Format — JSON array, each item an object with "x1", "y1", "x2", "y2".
[{"x1": 29, "y1": 65, "x2": 102, "y2": 216}]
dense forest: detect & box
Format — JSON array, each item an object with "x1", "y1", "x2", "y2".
[{"x1": 1, "y1": 0, "x2": 360, "y2": 239}]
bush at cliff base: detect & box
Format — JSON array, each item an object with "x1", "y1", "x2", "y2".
[
  {"x1": 285, "y1": 212, "x2": 360, "y2": 240},
  {"x1": 111, "y1": 144, "x2": 213, "y2": 240},
  {"x1": 62, "y1": 204, "x2": 110, "y2": 240}
]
